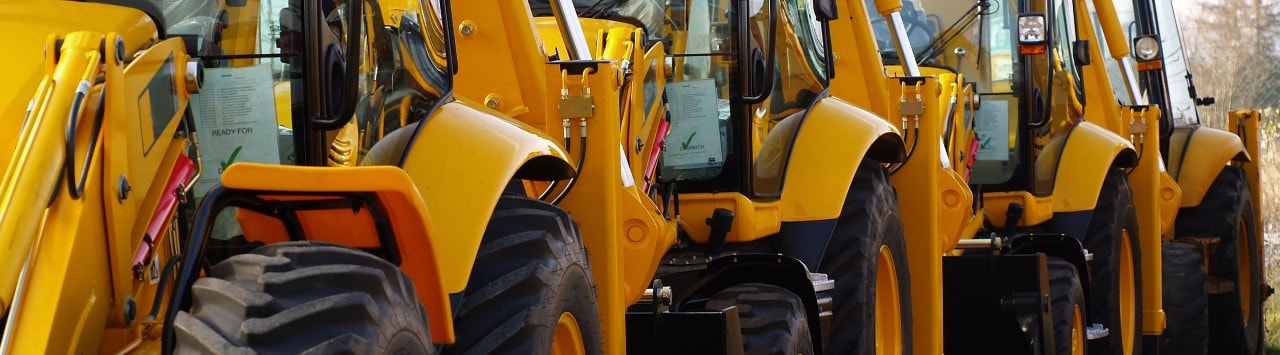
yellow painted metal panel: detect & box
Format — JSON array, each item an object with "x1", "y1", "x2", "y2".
[
  {"x1": 1090, "y1": 0, "x2": 1132, "y2": 59},
  {"x1": 679, "y1": 193, "x2": 782, "y2": 243},
  {"x1": 872, "y1": 0, "x2": 904, "y2": 16},
  {"x1": 883, "y1": 78, "x2": 943, "y2": 355},
  {"x1": 544, "y1": 63, "x2": 678, "y2": 355},
  {"x1": 982, "y1": 191, "x2": 1055, "y2": 228},
  {"x1": 399, "y1": 100, "x2": 572, "y2": 294},
  {"x1": 828, "y1": 0, "x2": 890, "y2": 116},
  {"x1": 1176, "y1": 127, "x2": 1249, "y2": 207},
  {"x1": 451, "y1": 0, "x2": 549, "y2": 127},
  {"x1": 1230, "y1": 110, "x2": 1263, "y2": 265},
  {"x1": 1123, "y1": 107, "x2": 1166, "y2": 335},
  {"x1": 779, "y1": 97, "x2": 903, "y2": 221},
  {"x1": 0, "y1": 2, "x2": 156, "y2": 162},
  {"x1": 0, "y1": 32, "x2": 105, "y2": 315},
  {"x1": 937, "y1": 168, "x2": 978, "y2": 248},
  {"x1": 101, "y1": 37, "x2": 194, "y2": 331},
  {"x1": 1156, "y1": 170, "x2": 1182, "y2": 238},
  {"x1": 8, "y1": 145, "x2": 113, "y2": 354},
  {"x1": 1075, "y1": 19, "x2": 1125, "y2": 134},
  {"x1": 1051, "y1": 121, "x2": 1136, "y2": 212}
]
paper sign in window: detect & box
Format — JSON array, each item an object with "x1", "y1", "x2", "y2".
[
  {"x1": 191, "y1": 64, "x2": 282, "y2": 197},
  {"x1": 975, "y1": 100, "x2": 1011, "y2": 161},
  {"x1": 664, "y1": 79, "x2": 725, "y2": 168}
]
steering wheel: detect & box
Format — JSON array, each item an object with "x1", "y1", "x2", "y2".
[{"x1": 869, "y1": 13, "x2": 935, "y2": 57}]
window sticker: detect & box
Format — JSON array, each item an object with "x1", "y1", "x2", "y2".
[
  {"x1": 191, "y1": 64, "x2": 283, "y2": 197},
  {"x1": 664, "y1": 79, "x2": 725, "y2": 169},
  {"x1": 975, "y1": 100, "x2": 1010, "y2": 161}
]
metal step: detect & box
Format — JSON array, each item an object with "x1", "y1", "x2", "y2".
[{"x1": 1087, "y1": 324, "x2": 1110, "y2": 340}]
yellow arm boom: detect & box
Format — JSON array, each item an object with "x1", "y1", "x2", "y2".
[{"x1": 0, "y1": 33, "x2": 101, "y2": 314}]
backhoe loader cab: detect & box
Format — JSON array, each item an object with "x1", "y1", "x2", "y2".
[
  {"x1": 654, "y1": 0, "x2": 834, "y2": 192},
  {"x1": 871, "y1": 0, "x2": 1065, "y2": 191}
]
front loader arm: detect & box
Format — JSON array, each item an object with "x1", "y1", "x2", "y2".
[{"x1": 0, "y1": 33, "x2": 102, "y2": 316}]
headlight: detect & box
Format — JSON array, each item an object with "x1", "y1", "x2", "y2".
[
  {"x1": 1017, "y1": 13, "x2": 1047, "y2": 55},
  {"x1": 1133, "y1": 35, "x2": 1161, "y2": 61},
  {"x1": 1017, "y1": 13, "x2": 1047, "y2": 45}
]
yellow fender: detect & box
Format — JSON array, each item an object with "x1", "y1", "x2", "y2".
[
  {"x1": 1052, "y1": 122, "x2": 1138, "y2": 212},
  {"x1": 780, "y1": 96, "x2": 905, "y2": 221},
  {"x1": 398, "y1": 99, "x2": 576, "y2": 293},
  {"x1": 1169, "y1": 127, "x2": 1250, "y2": 207}
]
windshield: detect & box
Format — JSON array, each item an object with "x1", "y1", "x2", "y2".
[
  {"x1": 159, "y1": 0, "x2": 450, "y2": 170},
  {"x1": 1153, "y1": 0, "x2": 1197, "y2": 125},
  {"x1": 1112, "y1": 0, "x2": 1198, "y2": 125},
  {"x1": 528, "y1": 0, "x2": 667, "y2": 41},
  {"x1": 158, "y1": 0, "x2": 450, "y2": 198},
  {"x1": 870, "y1": 0, "x2": 1016, "y2": 94},
  {"x1": 1086, "y1": 0, "x2": 1136, "y2": 105},
  {"x1": 887, "y1": 0, "x2": 1082, "y2": 194},
  {"x1": 865, "y1": 0, "x2": 933, "y2": 58},
  {"x1": 658, "y1": 0, "x2": 828, "y2": 197}
]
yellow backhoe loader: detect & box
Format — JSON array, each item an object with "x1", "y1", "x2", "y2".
[
  {"x1": 855, "y1": 0, "x2": 1173, "y2": 353},
  {"x1": 177, "y1": 0, "x2": 916, "y2": 353},
  {"x1": 0, "y1": 0, "x2": 587, "y2": 352},
  {"x1": 449, "y1": 0, "x2": 922, "y2": 352},
  {"x1": 1107, "y1": 0, "x2": 1267, "y2": 353}
]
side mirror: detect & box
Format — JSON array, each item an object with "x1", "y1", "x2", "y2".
[
  {"x1": 306, "y1": 0, "x2": 363, "y2": 130},
  {"x1": 1072, "y1": 39, "x2": 1090, "y2": 66},
  {"x1": 1017, "y1": 13, "x2": 1047, "y2": 55},
  {"x1": 815, "y1": 0, "x2": 838, "y2": 21}
]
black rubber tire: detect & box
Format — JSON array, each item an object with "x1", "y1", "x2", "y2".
[
  {"x1": 818, "y1": 158, "x2": 912, "y2": 355},
  {"x1": 705, "y1": 283, "x2": 814, "y2": 355},
  {"x1": 1159, "y1": 243, "x2": 1207, "y2": 355},
  {"x1": 1174, "y1": 167, "x2": 1262, "y2": 354},
  {"x1": 174, "y1": 241, "x2": 434, "y2": 354},
  {"x1": 1084, "y1": 169, "x2": 1143, "y2": 355},
  {"x1": 1048, "y1": 257, "x2": 1088, "y2": 355},
  {"x1": 443, "y1": 195, "x2": 603, "y2": 355}
]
